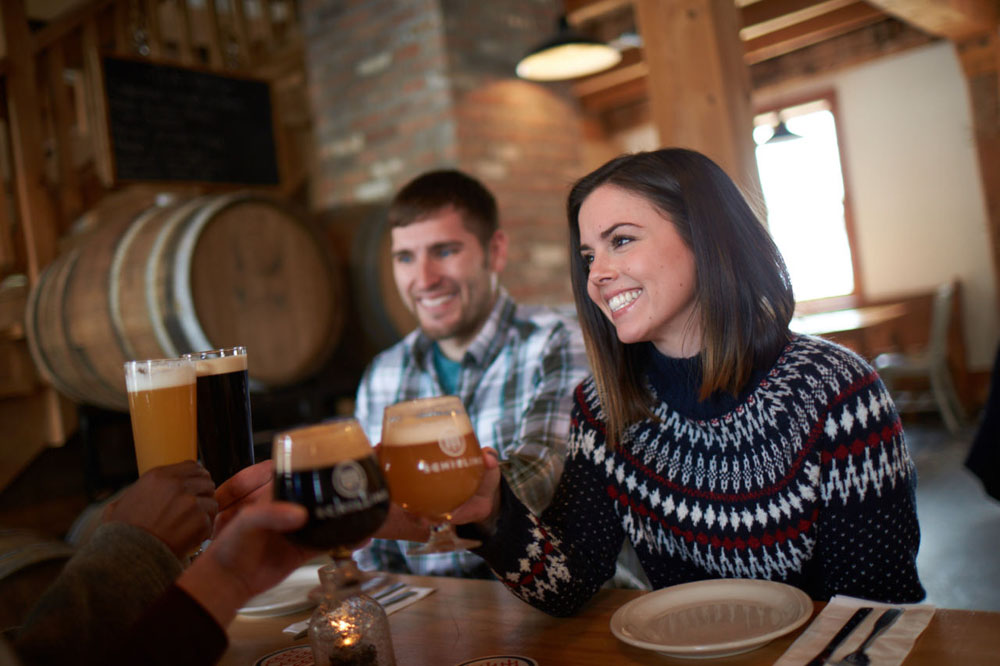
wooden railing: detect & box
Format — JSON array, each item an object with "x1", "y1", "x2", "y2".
[{"x1": 0, "y1": 0, "x2": 310, "y2": 490}]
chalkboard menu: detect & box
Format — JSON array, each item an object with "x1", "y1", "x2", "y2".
[{"x1": 103, "y1": 57, "x2": 280, "y2": 185}]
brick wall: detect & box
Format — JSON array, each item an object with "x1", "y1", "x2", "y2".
[{"x1": 302, "y1": 0, "x2": 584, "y2": 306}]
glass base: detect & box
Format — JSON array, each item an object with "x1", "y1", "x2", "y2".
[{"x1": 406, "y1": 523, "x2": 481, "y2": 555}]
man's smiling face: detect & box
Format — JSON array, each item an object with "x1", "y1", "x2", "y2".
[{"x1": 390, "y1": 205, "x2": 506, "y2": 356}]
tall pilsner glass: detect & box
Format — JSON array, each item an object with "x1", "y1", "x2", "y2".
[
  {"x1": 379, "y1": 395, "x2": 484, "y2": 554},
  {"x1": 183, "y1": 346, "x2": 254, "y2": 485},
  {"x1": 124, "y1": 358, "x2": 197, "y2": 475}
]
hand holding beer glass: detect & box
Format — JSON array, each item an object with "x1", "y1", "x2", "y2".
[
  {"x1": 379, "y1": 396, "x2": 485, "y2": 554},
  {"x1": 272, "y1": 419, "x2": 391, "y2": 559},
  {"x1": 124, "y1": 358, "x2": 198, "y2": 475},
  {"x1": 273, "y1": 421, "x2": 398, "y2": 666}
]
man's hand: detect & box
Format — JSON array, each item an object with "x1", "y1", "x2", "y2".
[
  {"x1": 104, "y1": 461, "x2": 218, "y2": 558},
  {"x1": 213, "y1": 459, "x2": 274, "y2": 536},
  {"x1": 177, "y1": 501, "x2": 319, "y2": 628}
]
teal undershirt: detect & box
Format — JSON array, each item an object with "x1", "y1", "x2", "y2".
[{"x1": 431, "y1": 342, "x2": 461, "y2": 395}]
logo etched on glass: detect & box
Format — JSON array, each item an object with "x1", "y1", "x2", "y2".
[
  {"x1": 331, "y1": 460, "x2": 366, "y2": 498},
  {"x1": 438, "y1": 426, "x2": 466, "y2": 458}
]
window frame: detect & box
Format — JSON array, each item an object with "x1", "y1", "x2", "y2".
[{"x1": 754, "y1": 90, "x2": 864, "y2": 314}]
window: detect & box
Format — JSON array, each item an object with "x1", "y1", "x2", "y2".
[{"x1": 753, "y1": 96, "x2": 858, "y2": 305}]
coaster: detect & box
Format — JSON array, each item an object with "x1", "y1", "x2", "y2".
[{"x1": 253, "y1": 645, "x2": 313, "y2": 666}]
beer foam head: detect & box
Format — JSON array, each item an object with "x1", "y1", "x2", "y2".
[
  {"x1": 191, "y1": 353, "x2": 247, "y2": 376},
  {"x1": 124, "y1": 359, "x2": 195, "y2": 393},
  {"x1": 273, "y1": 419, "x2": 373, "y2": 471},
  {"x1": 381, "y1": 396, "x2": 473, "y2": 447}
]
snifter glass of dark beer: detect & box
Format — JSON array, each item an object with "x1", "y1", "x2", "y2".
[
  {"x1": 379, "y1": 395, "x2": 484, "y2": 554},
  {"x1": 182, "y1": 346, "x2": 254, "y2": 485},
  {"x1": 272, "y1": 419, "x2": 390, "y2": 558},
  {"x1": 124, "y1": 358, "x2": 197, "y2": 475}
]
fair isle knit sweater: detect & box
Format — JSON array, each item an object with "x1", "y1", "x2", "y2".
[{"x1": 470, "y1": 335, "x2": 925, "y2": 616}]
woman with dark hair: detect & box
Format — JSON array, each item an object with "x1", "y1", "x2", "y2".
[{"x1": 451, "y1": 148, "x2": 924, "y2": 616}]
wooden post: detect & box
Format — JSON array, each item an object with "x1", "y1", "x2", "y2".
[
  {"x1": 44, "y1": 43, "x2": 85, "y2": 231},
  {"x1": 230, "y1": 0, "x2": 253, "y2": 67},
  {"x1": 204, "y1": 0, "x2": 226, "y2": 68},
  {"x1": 143, "y1": 0, "x2": 164, "y2": 59},
  {"x1": 632, "y1": 0, "x2": 762, "y2": 197},
  {"x1": 83, "y1": 17, "x2": 115, "y2": 187},
  {"x1": 0, "y1": 1, "x2": 75, "y2": 451},
  {"x1": 2, "y1": 1, "x2": 58, "y2": 282},
  {"x1": 175, "y1": 0, "x2": 196, "y2": 66},
  {"x1": 956, "y1": 31, "x2": 1000, "y2": 313}
]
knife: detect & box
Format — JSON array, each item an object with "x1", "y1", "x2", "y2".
[
  {"x1": 804, "y1": 606, "x2": 874, "y2": 666},
  {"x1": 378, "y1": 588, "x2": 418, "y2": 608}
]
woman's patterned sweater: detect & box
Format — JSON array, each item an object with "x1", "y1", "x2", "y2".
[{"x1": 470, "y1": 335, "x2": 925, "y2": 616}]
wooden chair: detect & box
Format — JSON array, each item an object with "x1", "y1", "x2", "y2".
[{"x1": 874, "y1": 281, "x2": 966, "y2": 433}]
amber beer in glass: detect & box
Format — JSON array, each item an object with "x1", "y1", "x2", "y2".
[
  {"x1": 183, "y1": 346, "x2": 254, "y2": 485},
  {"x1": 124, "y1": 358, "x2": 197, "y2": 475},
  {"x1": 273, "y1": 420, "x2": 390, "y2": 553},
  {"x1": 379, "y1": 396, "x2": 484, "y2": 553}
]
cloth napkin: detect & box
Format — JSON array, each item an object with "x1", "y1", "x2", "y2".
[
  {"x1": 281, "y1": 586, "x2": 435, "y2": 637},
  {"x1": 774, "y1": 595, "x2": 935, "y2": 666}
]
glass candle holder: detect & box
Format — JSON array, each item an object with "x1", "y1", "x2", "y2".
[{"x1": 308, "y1": 561, "x2": 397, "y2": 666}]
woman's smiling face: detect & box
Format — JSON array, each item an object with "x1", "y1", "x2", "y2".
[{"x1": 578, "y1": 184, "x2": 702, "y2": 358}]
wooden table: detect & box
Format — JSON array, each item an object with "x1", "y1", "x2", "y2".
[
  {"x1": 791, "y1": 303, "x2": 908, "y2": 358},
  {"x1": 221, "y1": 575, "x2": 1000, "y2": 665}
]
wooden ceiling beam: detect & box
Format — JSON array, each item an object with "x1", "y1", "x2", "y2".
[
  {"x1": 571, "y1": 47, "x2": 645, "y2": 95},
  {"x1": 752, "y1": 18, "x2": 935, "y2": 93},
  {"x1": 743, "y1": 2, "x2": 886, "y2": 64},
  {"x1": 740, "y1": 0, "x2": 859, "y2": 40},
  {"x1": 867, "y1": 0, "x2": 997, "y2": 40},
  {"x1": 577, "y1": 75, "x2": 649, "y2": 112},
  {"x1": 565, "y1": 0, "x2": 633, "y2": 26}
]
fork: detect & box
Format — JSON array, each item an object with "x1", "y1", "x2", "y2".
[{"x1": 835, "y1": 607, "x2": 904, "y2": 666}]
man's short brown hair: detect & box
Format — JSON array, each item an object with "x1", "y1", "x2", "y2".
[{"x1": 387, "y1": 169, "x2": 498, "y2": 248}]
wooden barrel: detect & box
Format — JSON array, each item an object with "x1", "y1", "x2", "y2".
[{"x1": 25, "y1": 188, "x2": 344, "y2": 411}]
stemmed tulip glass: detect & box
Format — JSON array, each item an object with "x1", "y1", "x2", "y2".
[
  {"x1": 272, "y1": 419, "x2": 396, "y2": 666},
  {"x1": 378, "y1": 396, "x2": 485, "y2": 554},
  {"x1": 272, "y1": 419, "x2": 390, "y2": 562}
]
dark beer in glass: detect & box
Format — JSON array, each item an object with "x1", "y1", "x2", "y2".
[
  {"x1": 183, "y1": 346, "x2": 254, "y2": 485},
  {"x1": 273, "y1": 420, "x2": 390, "y2": 552}
]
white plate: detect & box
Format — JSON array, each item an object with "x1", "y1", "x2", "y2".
[
  {"x1": 610, "y1": 579, "x2": 813, "y2": 659},
  {"x1": 238, "y1": 564, "x2": 323, "y2": 617}
]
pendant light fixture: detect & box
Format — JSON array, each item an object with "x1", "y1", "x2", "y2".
[
  {"x1": 766, "y1": 120, "x2": 803, "y2": 144},
  {"x1": 516, "y1": 16, "x2": 622, "y2": 82}
]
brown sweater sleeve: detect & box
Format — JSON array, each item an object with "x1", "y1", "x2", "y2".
[
  {"x1": 105, "y1": 584, "x2": 228, "y2": 666},
  {"x1": 13, "y1": 522, "x2": 183, "y2": 666}
]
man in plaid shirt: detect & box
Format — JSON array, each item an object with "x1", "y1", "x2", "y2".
[{"x1": 353, "y1": 169, "x2": 589, "y2": 578}]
